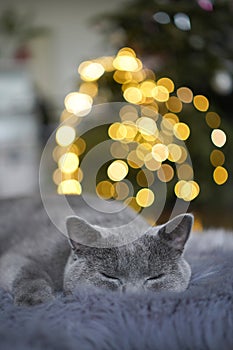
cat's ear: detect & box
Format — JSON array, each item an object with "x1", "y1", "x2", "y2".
[
  {"x1": 66, "y1": 216, "x2": 102, "y2": 249},
  {"x1": 158, "y1": 214, "x2": 193, "y2": 251}
]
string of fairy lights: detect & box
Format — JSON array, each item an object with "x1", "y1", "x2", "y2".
[{"x1": 53, "y1": 47, "x2": 228, "y2": 210}]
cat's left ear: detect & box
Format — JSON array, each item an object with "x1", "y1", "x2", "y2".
[
  {"x1": 158, "y1": 214, "x2": 193, "y2": 251},
  {"x1": 66, "y1": 216, "x2": 102, "y2": 249}
]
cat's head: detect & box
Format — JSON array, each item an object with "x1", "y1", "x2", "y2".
[{"x1": 64, "y1": 213, "x2": 193, "y2": 294}]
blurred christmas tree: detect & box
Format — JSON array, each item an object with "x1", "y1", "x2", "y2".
[
  {"x1": 88, "y1": 0, "x2": 232, "y2": 225},
  {"x1": 54, "y1": 0, "x2": 233, "y2": 229}
]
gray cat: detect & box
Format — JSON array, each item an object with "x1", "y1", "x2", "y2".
[{"x1": 0, "y1": 196, "x2": 193, "y2": 306}]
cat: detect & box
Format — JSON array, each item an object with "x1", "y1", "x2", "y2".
[{"x1": 0, "y1": 196, "x2": 193, "y2": 306}]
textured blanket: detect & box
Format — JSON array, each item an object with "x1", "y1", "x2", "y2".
[{"x1": 0, "y1": 200, "x2": 232, "y2": 350}]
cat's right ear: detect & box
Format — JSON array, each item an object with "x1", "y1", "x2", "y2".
[{"x1": 66, "y1": 216, "x2": 102, "y2": 249}]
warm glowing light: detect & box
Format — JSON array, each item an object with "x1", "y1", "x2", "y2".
[
  {"x1": 110, "y1": 142, "x2": 129, "y2": 158},
  {"x1": 152, "y1": 85, "x2": 169, "y2": 102},
  {"x1": 78, "y1": 61, "x2": 104, "y2": 81},
  {"x1": 141, "y1": 105, "x2": 159, "y2": 118},
  {"x1": 193, "y1": 95, "x2": 209, "y2": 112},
  {"x1": 140, "y1": 80, "x2": 156, "y2": 97},
  {"x1": 108, "y1": 123, "x2": 127, "y2": 140},
  {"x1": 64, "y1": 92, "x2": 92, "y2": 117},
  {"x1": 210, "y1": 150, "x2": 225, "y2": 167},
  {"x1": 177, "y1": 87, "x2": 193, "y2": 103},
  {"x1": 136, "y1": 117, "x2": 157, "y2": 136},
  {"x1": 123, "y1": 87, "x2": 143, "y2": 104},
  {"x1": 113, "y1": 181, "x2": 129, "y2": 200},
  {"x1": 211, "y1": 129, "x2": 226, "y2": 147},
  {"x1": 107, "y1": 160, "x2": 128, "y2": 181},
  {"x1": 58, "y1": 179, "x2": 82, "y2": 195},
  {"x1": 157, "y1": 77, "x2": 174, "y2": 93},
  {"x1": 136, "y1": 188, "x2": 155, "y2": 207},
  {"x1": 177, "y1": 163, "x2": 194, "y2": 180},
  {"x1": 157, "y1": 164, "x2": 174, "y2": 182},
  {"x1": 75, "y1": 138, "x2": 86, "y2": 155},
  {"x1": 163, "y1": 113, "x2": 179, "y2": 124},
  {"x1": 166, "y1": 96, "x2": 182, "y2": 113},
  {"x1": 176, "y1": 146, "x2": 188, "y2": 164},
  {"x1": 122, "y1": 121, "x2": 138, "y2": 141},
  {"x1": 213, "y1": 166, "x2": 228, "y2": 185},
  {"x1": 96, "y1": 181, "x2": 114, "y2": 199},
  {"x1": 127, "y1": 150, "x2": 144, "y2": 168},
  {"x1": 136, "y1": 143, "x2": 152, "y2": 160},
  {"x1": 175, "y1": 180, "x2": 200, "y2": 201},
  {"x1": 75, "y1": 167, "x2": 84, "y2": 182},
  {"x1": 97, "y1": 56, "x2": 114, "y2": 72},
  {"x1": 113, "y1": 54, "x2": 139, "y2": 72},
  {"x1": 79, "y1": 82, "x2": 98, "y2": 97},
  {"x1": 144, "y1": 154, "x2": 161, "y2": 171},
  {"x1": 58, "y1": 152, "x2": 79, "y2": 173},
  {"x1": 119, "y1": 105, "x2": 138, "y2": 121},
  {"x1": 56, "y1": 126, "x2": 76, "y2": 147},
  {"x1": 206, "y1": 112, "x2": 221, "y2": 128},
  {"x1": 167, "y1": 144, "x2": 182, "y2": 162},
  {"x1": 136, "y1": 169, "x2": 154, "y2": 187},
  {"x1": 152, "y1": 144, "x2": 169, "y2": 162},
  {"x1": 114, "y1": 70, "x2": 132, "y2": 84},
  {"x1": 173, "y1": 123, "x2": 190, "y2": 140}
]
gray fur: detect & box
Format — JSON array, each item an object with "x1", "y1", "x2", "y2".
[
  {"x1": 0, "y1": 197, "x2": 232, "y2": 349},
  {"x1": 0, "y1": 196, "x2": 192, "y2": 305}
]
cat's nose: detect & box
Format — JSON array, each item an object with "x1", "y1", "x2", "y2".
[{"x1": 122, "y1": 284, "x2": 139, "y2": 293}]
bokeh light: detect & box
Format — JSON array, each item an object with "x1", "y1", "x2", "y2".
[
  {"x1": 210, "y1": 150, "x2": 225, "y2": 167},
  {"x1": 174, "y1": 13, "x2": 191, "y2": 31},
  {"x1": 152, "y1": 85, "x2": 169, "y2": 102},
  {"x1": 175, "y1": 180, "x2": 200, "y2": 201},
  {"x1": 167, "y1": 143, "x2": 181, "y2": 162},
  {"x1": 54, "y1": 46, "x2": 229, "y2": 206},
  {"x1": 157, "y1": 164, "x2": 174, "y2": 182},
  {"x1": 136, "y1": 117, "x2": 157, "y2": 135},
  {"x1": 177, "y1": 87, "x2": 193, "y2": 103},
  {"x1": 205, "y1": 112, "x2": 221, "y2": 128},
  {"x1": 56, "y1": 126, "x2": 76, "y2": 147},
  {"x1": 177, "y1": 163, "x2": 194, "y2": 180},
  {"x1": 123, "y1": 86, "x2": 143, "y2": 104},
  {"x1": 107, "y1": 160, "x2": 129, "y2": 181},
  {"x1": 166, "y1": 96, "x2": 182, "y2": 113},
  {"x1": 78, "y1": 61, "x2": 105, "y2": 81},
  {"x1": 58, "y1": 152, "x2": 79, "y2": 173},
  {"x1": 211, "y1": 129, "x2": 226, "y2": 147},
  {"x1": 96, "y1": 180, "x2": 114, "y2": 199},
  {"x1": 173, "y1": 123, "x2": 190, "y2": 140},
  {"x1": 136, "y1": 169, "x2": 154, "y2": 187},
  {"x1": 57, "y1": 179, "x2": 82, "y2": 195},
  {"x1": 157, "y1": 77, "x2": 175, "y2": 93},
  {"x1": 113, "y1": 181, "x2": 129, "y2": 200},
  {"x1": 136, "y1": 188, "x2": 155, "y2": 207},
  {"x1": 152, "y1": 144, "x2": 169, "y2": 162},
  {"x1": 213, "y1": 166, "x2": 228, "y2": 185},
  {"x1": 193, "y1": 95, "x2": 209, "y2": 112},
  {"x1": 153, "y1": 11, "x2": 170, "y2": 24},
  {"x1": 65, "y1": 92, "x2": 93, "y2": 116}
]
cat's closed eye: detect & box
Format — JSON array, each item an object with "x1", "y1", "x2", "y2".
[
  {"x1": 100, "y1": 272, "x2": 122, "y2": 284},
  {"x1": 144, "y1": 274, "x2": 165, "y2": 285}
]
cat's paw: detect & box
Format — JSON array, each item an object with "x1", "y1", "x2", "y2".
[{"x1": 14, "y1": 280, "x2": 55, "y2": 306}]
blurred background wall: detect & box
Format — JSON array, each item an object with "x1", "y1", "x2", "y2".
[{"x1": 0, "y1": 0, "x2": 123, "y2": 197}]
